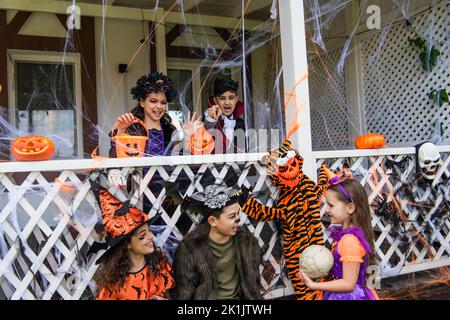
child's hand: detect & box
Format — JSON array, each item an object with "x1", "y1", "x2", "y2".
[
  {"x1": 117, "y1": 113, "x2": 135, "y2": 130},
  {"x1": 207, "y1": 105, "x2": 222, "y2": 120},
  {"x1": 299, "y1": 269, "x2": 316, "y2": 289},
  {"x1": 180, "y1": 111, "x2": 203, "y2": 138}
]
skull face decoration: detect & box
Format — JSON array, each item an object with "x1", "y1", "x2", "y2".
[{"x1": 416, "y1": 142, "x2": 442, "y2": 180}]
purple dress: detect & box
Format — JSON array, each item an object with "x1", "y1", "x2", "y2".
[
  {"x1": 145, "y1": 128, "x2": 165, "y2": 156},
  {"x1": 143, "y1": 128, "x2": 164, "y2": 173},
  {"x1": 323, "y1": 226, "x2": 379, "y2": 300}
]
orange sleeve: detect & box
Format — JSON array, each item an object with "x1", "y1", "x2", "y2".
[{"x1": 337, "y1": 234, "x2": 366, "y2": 263}]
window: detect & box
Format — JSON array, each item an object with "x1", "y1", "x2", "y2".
[
  {"x1": 8, "y1": 51, "x2": 83, "y2": 159},
  {"x1": 200, "y1": 67, "x2": 233, "y2": 114},
  {"x1": 167, "y1": 67, "x2": 194, "y2": 125},
  {"x1": 167, "y1": 60, "x2": 242, "y2": 121}
]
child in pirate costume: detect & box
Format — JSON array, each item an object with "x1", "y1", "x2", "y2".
[
  {"x1": 172, "y1": 184, "x2": 262, "y2": 300},
  {"x1": 90, "y1": 181, "x2": 174, "y2": 300}
]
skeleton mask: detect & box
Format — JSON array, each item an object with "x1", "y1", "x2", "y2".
[{"x1": 416, "y1": 142, "x2": 442, "y2": 180}]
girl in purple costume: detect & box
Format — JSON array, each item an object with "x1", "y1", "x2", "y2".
[
  {"x1": 300, "y1": 179, "x2": 380, "y2": 300},
  {"x1": 108, "y1": 73, "x2": 201, "y2": 225}
]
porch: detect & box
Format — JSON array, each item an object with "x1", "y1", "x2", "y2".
[{"x1": 0, "y1": 0, "x2": 449, "y2": 299}]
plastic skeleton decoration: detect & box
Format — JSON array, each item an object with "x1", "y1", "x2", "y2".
[
  {"x1": 373, "y1": 143, "x2": 449, "y2": 253},
  {"x1": 416, "y1": 142, "x2": 442, "y2": 181},
  {"x1": 241, "y1": 140, "x2": 329, "y2": 300}
]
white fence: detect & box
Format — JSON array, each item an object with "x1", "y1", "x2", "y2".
[{"x1": 0, "y1": 147, "x2": 449, "y2": 300}]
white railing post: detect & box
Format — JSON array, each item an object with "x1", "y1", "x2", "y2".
[
  {"x1": 278, "y1": 0, "x2": 316, "y2": 181},
  {"x1": 344, "y1": 1, "x2": 366, "y2": 140}
]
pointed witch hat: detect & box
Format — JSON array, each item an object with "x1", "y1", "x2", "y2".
[{"x1": 88, "y1": 180, "x2": 150, "y2": 264}]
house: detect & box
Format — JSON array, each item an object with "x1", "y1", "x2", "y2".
[{"x1": 0, "y1": 0, "x2": 448, "y2": 300}]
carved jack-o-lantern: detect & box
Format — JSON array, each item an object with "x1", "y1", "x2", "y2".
[
  {"x1": 12, "y1": 135, "x2": 55, "y2": 161},
  {"x1": 189, "y1": 125, "x2": 215, "y2": 155}
]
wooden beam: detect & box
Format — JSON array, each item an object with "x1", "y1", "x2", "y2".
[
  {"x1": 0, "y1": 0, "x2": 264, "y2": 30},
  {"x1": 166, "y1": 45, "x2": 234, "y2": 60},
  {"x1": 0, "y1": 10, "x2": 8, "y2": 122},
  {"x1": 165, "y1": 24, "x2": 182, "y2": 46},
  {"x1": 155, "y1": 8, "x2": 166, "y2": 74},
  {"x1": 180, "y1": 0, "x2": 204, "y2": 12},
  {"x1": 76, "y1": 16, "x2": 98, "y2": 155},
  {"x1": 232, "y1": 0, "x2": 272, "y2": 18},
  {"x1": 214, "y1": 27, "x2": 239, "y2": 50},
  {"x1": 6, "y1": 10, "x2": 30, "y2": 34},
  {"x1": 148, "y1": 21, "x2": 157, "y2": 72},
  {"x1": 56, "y1": 13, "x2": 68, "y2": 31}
]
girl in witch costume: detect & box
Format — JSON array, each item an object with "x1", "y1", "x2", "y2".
[
  {"x1": 299, "y1": 171, "x2": 380, "y2": 300},
  {"x1": 172, "y1": 183, "x2": 263, "y2": 300},
  {"x1": 90, "y1": 181, "x2": 174, "y2": 300}
]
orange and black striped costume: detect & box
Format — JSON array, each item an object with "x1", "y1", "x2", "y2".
[{"x1": 241, "y1": 140, "x2": 329, "y2": 300}]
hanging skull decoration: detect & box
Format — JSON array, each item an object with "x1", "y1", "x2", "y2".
[{"x1": 416, "y1": 142, "x2": 442, "y2": 180}]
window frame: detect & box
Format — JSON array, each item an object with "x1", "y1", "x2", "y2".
[
  {"x1": 167, "y1": 58, "x2": 243, "y2": 116},
  {"x1": 7, "y1": 49, "x2": 84, "y2": 158}
]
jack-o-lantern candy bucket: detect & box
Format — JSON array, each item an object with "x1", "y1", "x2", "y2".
[
  {"x1": 12, "y1": 135, "x2": 55, "y2": 161},
  {"x1": 189, "y1": 125, "x2": 215, "y2": 155},
  {"x1": 111, "y1": 118, "x2": 149, "y2": 158}
]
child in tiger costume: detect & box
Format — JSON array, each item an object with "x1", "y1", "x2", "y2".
[{"x1": 241, "y1": 140, "x2": 329, "y2": 300}]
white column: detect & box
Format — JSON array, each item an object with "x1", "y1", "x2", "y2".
[
  {"x1": 344, "y1": 1, "x2": 366, "y2": 140},
  {"x1": 155, "y1": 7, "x2": 167, "y2": 74},
  {"x1": 279, "y1": 0, "x2": 315, "y2": 180}
]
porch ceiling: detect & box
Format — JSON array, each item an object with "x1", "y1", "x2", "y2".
[{"x1": 55, "y1": 0, "x2": 272, "y2": 20}]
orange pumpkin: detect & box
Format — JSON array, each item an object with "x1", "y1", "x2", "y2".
[
  {"x1": 12, "y1": 135, "x2": 55, "y2": 161},
  {"x1": 189, "y1": 125, "x2": 215, "y2": 155},
  {"x1": 354, "y1": 132, "x2": 386, "y2": 149}
]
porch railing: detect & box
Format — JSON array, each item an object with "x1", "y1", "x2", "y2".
[{"x1": 0, "y1": 147, "x2": 449, "y2": 300}]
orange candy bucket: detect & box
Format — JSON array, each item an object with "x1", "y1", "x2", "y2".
[
  {"x1": 111, "y1": 118, "x2": 149, "y2": 158},
  {"x1": 189, "y1": 125, "x2": 215, "y2": 155}
]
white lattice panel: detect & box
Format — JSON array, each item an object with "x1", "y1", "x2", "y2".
[
  {"x1": 0, "y1": 158, "x2": 294, "y2": 300},
  {"x1": 315, "y1": 147, "x2": 450, "y2": 278},
  {"x1": 360, "y1": 2, "x2": 450, "y2": 146},
  {"x1": 309, "y1": 47, "x2": 351, "y2": 151},
  {"x1": 1, "y1": 147, "x2": 449, "y2": 299}
]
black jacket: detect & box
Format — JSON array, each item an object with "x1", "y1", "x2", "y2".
[{"x1": 173, "y1": 223, "x2": 263, "y2": 300}]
